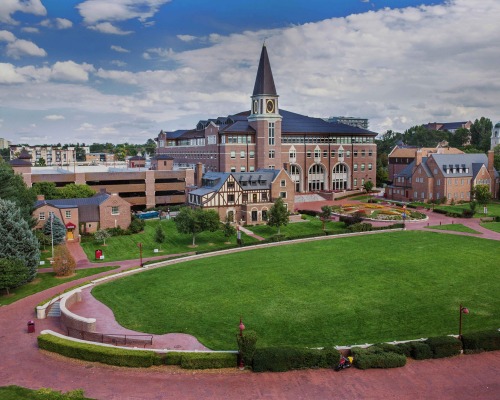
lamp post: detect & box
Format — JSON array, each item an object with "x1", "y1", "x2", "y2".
[
  {"x1": 137, "y1": 242, "x2": 143, "y2": 267},
  {"x1": 50, "y1": 213, "x2": 54, "y2": 261},
  {"x1": 402, "y1": 204, "x2": 407, "y2": 230},
  {"x1": 459, "y1": 304, "x2": 469, "y2": 339},
  {"x1": 238, "y1": 317, "x2": 246, "y2": 370}
]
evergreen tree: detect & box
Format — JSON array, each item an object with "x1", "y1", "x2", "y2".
[
  {"x1": 0, "y1": 199, "x2": 40, "y2": 283},
  {"x1": 267, "y1": 198, "x2": 290, "y2": 234},
  {"x1": 43, "y1": 215, "x2": 67, "y2": 245},
  {"x1": 0, "y1": 258, "x2": 30, "y2": 295},
  {"x1": 154, "y1": 224, "x2": 166, "y2": 244},
  {"x1": 222, "y1": 217, "x2": 236, "y2": 239}
]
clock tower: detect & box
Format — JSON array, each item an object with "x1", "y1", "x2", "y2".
[{"x1": 248, "y1": 44, "x2": 282, "y2": 170}]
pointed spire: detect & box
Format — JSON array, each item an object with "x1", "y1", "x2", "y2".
[{"x1": 252, "y1": 44, "x2": 277, "y2": 96}]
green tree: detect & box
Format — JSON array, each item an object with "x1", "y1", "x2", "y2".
[
  {"x1": 43, "y1": 215, "x2": 66, "y2": 245},
  {"x1": 144, "y1": 138, "x2": 157, "y2": 156},
  {"x1": 0, "y1": 199, "x2": 40, "y2": 283},
  {"x1": 32, "y1": 182, "x2": 59, "y2": 200},
  {"x1": 154, "y1": 224, "x2": 166, "y2": 244},
  {"x1": 472, "y1": 184, "x2": 492, "y2": 213},
  {"x1": 222, "y1": 217, "x2": 237, "y2": 239},
  {"x1": 448, "y1": 127, "x2": 470, "y2": 148},
  {"x1": 493, "y1": 144, "x2": 500, "y2": 171},
  {"x1": 318, "y1": 205, "x2": 332, "y2": 231},
  {"x1": 36, "y1": 157, "x2": 46, "y2": 167},
  {"x1": 59, "y1": 183, "x2": 95, "y2": 199},
  {"x1": 363, "y1": 180, "x2": 374, "y2": 193},
  {"x1": 174, "y1": 207, "x2": 220, "y2": 246},
  {"x1": 94, "y1": 229, "x2": 111, "y2": 245},
  {"x1": 35, "y1": 229, "x2": 52, "y2": 251},
  {"x1": 402, "y1": 125, "x2": 447, "y2": 147},
  {"x1": 0, "y1": 159, "x2": 36, "y2": 226},
  {"x1": 267, "y1": 197, "x2": 290, "y2": 234},
  {"x1": 470, "y1": 117, "x2": 493, "y2": 152},
  {"x1": 0, "y1": 258, "x2": 30, "y2": 295}
]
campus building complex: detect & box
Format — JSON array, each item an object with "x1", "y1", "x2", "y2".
[
  {"x1": 155, "y1": 45, "x2": 377, "y2": 194},
  {"x1": 9, "y1": 145, "x2": 78, "y2": 166}
]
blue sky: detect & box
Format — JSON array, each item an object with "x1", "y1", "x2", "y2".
[{"x1": 0, "y1": 0, "x2": 499, "y2": 145}]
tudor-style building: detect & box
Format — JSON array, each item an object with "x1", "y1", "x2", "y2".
[
  {"x1": 188, "y1": 169, "x2": 295, "y2": 224},
  {"x1": 155, "y1": 45, "x2": 377, "y2": 193}
]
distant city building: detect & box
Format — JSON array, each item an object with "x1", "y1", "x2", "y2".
[
  {"x1": 9, "y1": 145, "x2": 76, "y2": 166},
  {"x1": 0, "y1": 138, "x2": 12, "y2": 149},
  {"x1": 326, "y1": 116, "x2": 369, "y2": 130},
  {"x1": 86, "y1": 152, "x2": 115, "y2": 164},
  {"x1": 424, "y1": 121, "x2": 472, "y2": 133}
]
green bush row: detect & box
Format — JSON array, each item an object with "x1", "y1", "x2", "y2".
[
  {"x1": 350, "y1": 345, "x2": 407, "y2": 369},
  {"x1": 252, "y1": 347, "x2": 339, "y2": 372},
  {"x1": 38, "y1": 334, "x2": 161, "y2": 367},
  {"x1": 462, "y1": 330, "x2": 500, "y2": 353},
  {"x1": 426, "y1": 336, "x2": 462, "y2": 358},
  {"x1": 179, "y1": 352, "x2": 237, "y2": 369}
]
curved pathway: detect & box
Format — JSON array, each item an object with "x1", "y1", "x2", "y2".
[{"x1": 1, "y1": 205, "x2": 499, "y2": 399}]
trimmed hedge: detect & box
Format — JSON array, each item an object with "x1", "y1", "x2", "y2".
[
  {"x1": 38, "y1": 334, "x2": 161, "y2": 367},
  {"x1": 252, "y1": 347, "x2": 339, "y2": 372},
  {"x1": 237, "y1": 330, "x2": 258, "y2": 366},
  {"x1": 351, "y1": 346, "x2": 406, "y2": 370},
  {"x1": 339, "y1": 215, "x2": 363, "y2": 226},
  {"x1": 180, "y1": 352, "x2": 237, "y2": 369},
  {"x1": 410, "y1": 342, "x2": 433, "y2": 360},
  {"x1": 425, "y1": 336, "x2": 462, "y2": 358},
  {"x1": 298, "y1": 210, "x2": 319, "y2": 217},
  {"x1": 461, "y1": 330, "x2": 500, "y2": 353},
  {"x1": 164, "y1": 352, "x2": 183, "y2": 365},
  {"x1": 348, "y1": 222, "x2": 373, "y2": 232}
]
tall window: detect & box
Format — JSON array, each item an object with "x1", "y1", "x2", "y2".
[
  {"x1": 65, "y1": 210, "x2": 71, "y2": 218},
  {"x1": 269, "y1": 150, "x2": 275, "y2": 159},
  {"x1": 268, "y1": 122, "x2": 275, "y2": 145},
  {"x1": 249, "y1": 151, "x2": 255, "y2": 159},
  {"x1": 289, "y1": 149, "x2": 296, "y2": 158},
  {"x1": 39, "y1": 212, "x2": 45, "y2": 220},
  {"x1": 240, "y1": 151, "x2": 245, "y2": 158}
]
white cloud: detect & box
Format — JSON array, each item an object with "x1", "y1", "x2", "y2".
[
  {"x1": 0, "y1": 63, "x2": 26, "y2": 83},
  {"x1": 0, "y1": 0, "x2": 46, "y2": 25},
  {"x1": 110, "y1": 60, "x2": 127, "y2": 67},
  {"x1": 6, "y1": 38, "x2": 47, "y2": 59},
  {"x1": 111, "y1": 45, "x2": 130, "y2": 53},
  {"x1": 77, "y1": 123, "x2": 96, "y2": 131},
  {"x1": 88, "y1": 22, "x2": 133, "y2": 35},
  {"x1": 55, "y1": 18, "x2": 73, "y2": 29},
  {"x1": 51, "y1": 61, "x2": 95, "y2": 82},
  {"x1": 0, "y1": 30, "x2": 16, "y2": 42},
  {"x1": 77, "y1": 0, "x2": 171, "y2": 24},
  {"x1": 21, "y1": 27, "x2": 40, "y2": 33},
  {"x1": 44, "y1": 114, "x2": 65, "y2": 121},
  {"x1": 177, "y1": 34, "x2": 197, "y2": 42},
  {"x1": 142, "y1": 47, "x2": 174, "y2": 59}
]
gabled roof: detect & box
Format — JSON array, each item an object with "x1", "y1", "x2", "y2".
[
  {"x1": 431, "y1": 153, "x2": 489, "y2": 177},
  {"x1": 253, "y1": 44, "x2": 277, "y2": 96},
  {"x1": 190, "y1": 172, "x2": 231, "y2": 196},
  {"x1": 221, "y1": 120, "x2": 256, "y2": 134}
]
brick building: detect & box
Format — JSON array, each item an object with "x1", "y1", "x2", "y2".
[{"x1": 155, "y1": 45, "x2": 377, "y2": 193}]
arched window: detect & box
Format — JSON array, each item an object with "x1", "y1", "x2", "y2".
[
  {"x1": 332, "y1": 163, "x2": 349, "y2": 190},
  {"x1": 308, "y1": 164, "x2": 325, "y2": 191}
]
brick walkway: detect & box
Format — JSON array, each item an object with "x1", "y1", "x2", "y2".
[{"x1": 1, "y1": 204, "x2": 499, "y2": 399}]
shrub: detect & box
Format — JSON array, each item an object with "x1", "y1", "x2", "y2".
[
  {"x1": 128, "y1": 216, "x2": 145, "y2": 234},
  {"x1": 52, "y1": 244, "x2": 76, "y2": 277},
  {"x1": 433, "y1": 208, "x2": 448, "y2": 215},
  {"x1": 410, "y1": 342, "x2": 433, "y2": 360},
  {"x1": 269, "y1": 234, "x2": 286, "y2": 242},
  {"x1": 180, "y1": 352, "x2": 237, "y2": 369},
  {"x1": 107, "y1": 226, "x2": 127, "y2": 236},
  {"x1": 461, "y1": 209, "x2": 474, "y2": 218},
  {"x1": 252, "y1": 347, "x2": 339, "y2": 372},
  {"x1": 367, "y1": 198, "x2": 378, "y2": 203},
  {"x1": 237, "y1": 330, "x2": 258, "y2": 367},
  {"x1": 461, "y1": 330, "x2": 500, "y2": 352},
  {"x1": 409, "y1": 211, "x2": 426, "y2": 219},
  {"x1": 164, "y1": 352, "x2": 183, "y2": 365},
  {"x1": 351, "y1": 346, "x2": 406, "y2": 370},
  {"x1": 395, "y1": 342, "x2": 413, "y2": 357},
  {"x1": 298, "y1": 210, "x2": 318, "y2": 217},
  {"x1": 348, "y1": 222, "x2": 372, "y2": 232},
  {"x1": 425, "y1": 336, "x2": 462, "y2": 358},
  {"x1": 37, "y1": 334, "x2": 160, "y2": 367},
  {"x1": 339, "y1": 214, "x2": 363, "y2": 226},
  {"x1": 446, "y1": 212, "x2": 462, "y2": 218}
]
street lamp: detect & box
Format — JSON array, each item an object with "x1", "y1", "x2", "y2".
[
  {"x1": 459, "y1": 304, "x2": 469, "y2": 339},
  {"x1": 402, "y1": 204, "x2": 407, "y2": 230},
  {"x1": 137, "y1": 242, "x2": 143, "y2": 267},
  {"x1": 238, "y1": 317, "x2": 246, "y2": 370},
  {"x1": 50, "y1": 213, "x2": 54, "y2": 261}
]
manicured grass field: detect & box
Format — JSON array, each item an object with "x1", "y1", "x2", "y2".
[
  {"x1": 0, "y1": 266, "x2": 117, "y2": 306},
  {"x1": 481, "y1": 222, "x2": 500, "y2": 233},
  {"x1": 80, "y1": 219, "x2": 259, "y2": 262},
  {"x1": 425, "y1": 224, "x2": 481, "y2": 234},
  {"x1": 246, "y1": 215, "x2": 347, "y2": 238},
  {"x1": 0, "y1": 386, "x2": 93, "y2": 399},
  {"x1": 92, "y1": 231, "x2": 500, "y2": 350},
  {"x1": 434, "y1": 201, "x2": 500, "y2": 217}
]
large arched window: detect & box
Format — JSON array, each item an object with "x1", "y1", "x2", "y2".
[
  {"x1": 332, "y1": 163, "x2": 349, "y2": 190},
  {"x1": 308, "y1": 164, "x2": 325, "y2": 191},
  {"x1": 290, "y1": 164, "x2": 302, "y2": 192}
]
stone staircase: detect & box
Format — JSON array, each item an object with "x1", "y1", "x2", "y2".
[{"x1": 47, "y1": 301, "x2": 61, "y2": 317}]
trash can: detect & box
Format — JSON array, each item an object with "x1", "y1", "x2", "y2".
[
  {"x1": 95, "y1": 249, "x2": 102, "y2": 260},
  {"x1": 27, "y1": 320, "x2": 35, "y2": 333}
]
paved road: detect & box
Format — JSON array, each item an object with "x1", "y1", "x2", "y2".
[{"x1": 1, "y1": 203, "x2": 499, "y2": 399}]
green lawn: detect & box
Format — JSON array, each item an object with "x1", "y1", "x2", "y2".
[
  {"x1": 92, "y1": 231, "x2": 500, "y2": 350},
  {"x1": 434, "y1": 201, "x2": 500, "y2": 217},
  {"x1": 0, "y1": 266, "x2": 117, "y2": 306},
  {"x1": 481, "y1": 222, "x2": 500, "y2": 233},
  {"x1": 0, "y1": 386, "x2": 92, "y2": 399},
  {"x1": 425, "y1": 224, "x2": 481, "y2": 234},
  {"x1": 246, "y1": 215, "x2": 347, "y2": 238},
  {"x1": 80, "y1": 220, "x2": 259, "y2": 262}
]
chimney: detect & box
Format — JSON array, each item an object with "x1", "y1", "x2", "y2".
[
  {"x1": 196, "y1": 162, "x2": 203, "y2": 188},
  {"x1": 415, "y1": 149, "x2": 423, "y2": 166},
  {"x1": 37, "y1": 194, "x2": 45, "y2": 201},
  {"x1": 487, "y1": 150, "x2": 494, "y2": 174}
]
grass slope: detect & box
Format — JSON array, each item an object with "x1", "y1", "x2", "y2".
[{"x1": 92, "y1": 231, "x2": 500, "y2": 350}]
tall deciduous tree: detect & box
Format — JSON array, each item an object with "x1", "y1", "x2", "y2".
[
  {"x1": 470, "y1": 117, "x2": 493, "y2": 152},
  {"x1": 267, "y1": 197, "x2": 290, "y2": 235},
  {"x1": 94, "y1": 229, "x2": 111, "y2": 245},
  {"x1": 59, "y1": 183, "x2": 95, "y2": 199},
  {"x1": 0, "y1": 258, "x2": 30, "y2": 295},
  {"x1": 32, "y1": 182, "x2": 59, "y2": 200},
  {"x1": 174, "y1": 207, "x2": 220, "y2": 246},
  {"x1": 43, "y1": 215, "x2": 67, "y2": 245},
  {"x1": 0, "y1": 199, "x2": 40, "y2": 283},
  {"x1": 472, "y1": 184, "x2": 492, "y2": 213},
  {"x1": 0, "y1": 160, "x2": 36, "y2": 226}
]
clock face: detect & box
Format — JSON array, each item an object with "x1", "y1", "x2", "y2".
[
  {"x1": 253, "y1": 100, "x2": 258, "y2": 114},
  {"x1": 266, "y1": 99, "x2": 275, "y2": 113}
]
